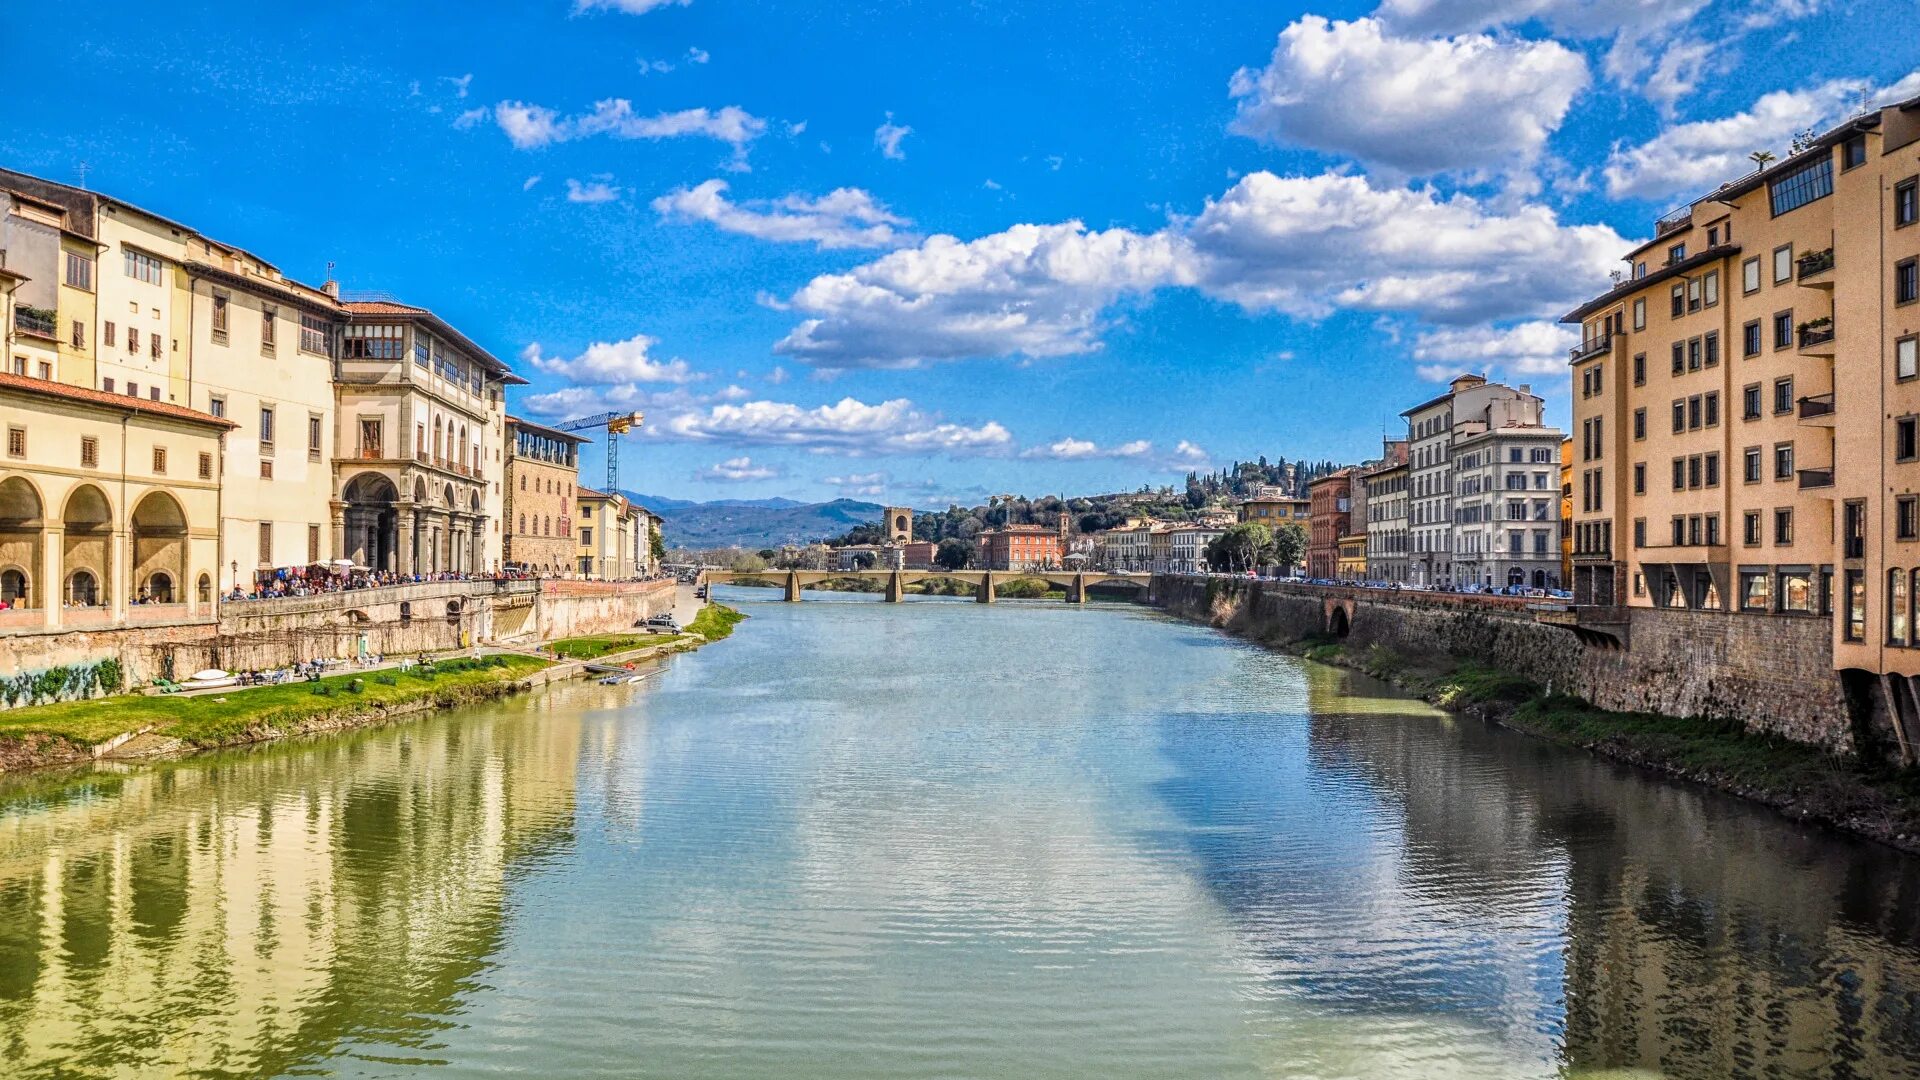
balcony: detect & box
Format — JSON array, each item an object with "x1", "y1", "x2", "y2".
[
  {"x1": 1797, "y1": 467, "x2": 1835, "y2": 490},
  {"x1": 1797, "y1": 318, "x2": 1835, "y2": 355},
  {"x1": 1653, "y1": 206, "x2": 1692, "y2": 239},
  {"x1": 1797, "y1": 247, "x2": 1835, "y2": 286},
  {"x1": 12, "y1": 305, "x2": 57, "y2": 340},
  {"x1": 1797, "y1": 392, "x2": 1836, "y2": 426},
  {"x1": 356, "y1": 445, "x2": 385, "y2": 461},
  {"x1": 1569, "y1": 331, "x2": 1613, "y2": 363}
]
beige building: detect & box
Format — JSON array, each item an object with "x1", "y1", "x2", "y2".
[
  {"x1": 333, "y1": 300, "x2": 523, "y2": 577},
  {"x1": 576, "y1": 488, "x2": 648, "y2": 580},
  {"x1": 0, "y1": 371, "x2": 230, "y2": 630},
  {"x1": 1363, "y1": 461, "x2": 1409, "y2": 582},
  {"x1": 1566, "y1": 92, "x2": 1920, "y2": 689},
  {"x1": 1403, "y1": 375, "x2": 1547, "y2": 588},
  {"x1": 504, "y1": 416, "x2": 587, "y2": 574},
  {"x1": 1100, "y1": 523, "x2": 1153, "y2": 571}
]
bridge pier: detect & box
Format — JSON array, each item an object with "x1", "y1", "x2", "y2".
[
  {"x1": 886, "y1": 571, "x2": 905, "y2": 603},
  {"x1": 977, "y1": 573, "x2": 996, "y2": 604},
  {"x1": 785, "y1": 570, "x2": 803, "y2": 602},
  {"x1": 1067, "y1": 574, "x2": 1087, "y2": 604}
]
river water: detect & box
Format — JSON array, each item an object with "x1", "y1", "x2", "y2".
[{"x1": 2, "y1": 589, "x2": 1918, "y2": 1079}]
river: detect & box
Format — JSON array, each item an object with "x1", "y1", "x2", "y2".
[{"x1": 2, "y1": 588, "x2": 1918, "y2": 1079}]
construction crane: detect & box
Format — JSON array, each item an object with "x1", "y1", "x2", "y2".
[{"x1": 556, "y1": 412, "x2": 644, "y2": 493}]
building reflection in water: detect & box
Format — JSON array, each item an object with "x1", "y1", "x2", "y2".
[{"x1": 0, "y1": 692, "x2": 585, "y2": 1078}]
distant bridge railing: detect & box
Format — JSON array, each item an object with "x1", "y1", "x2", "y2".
[{"x1": 703, "y1": 568, "x2": 1152, "y2": 604}]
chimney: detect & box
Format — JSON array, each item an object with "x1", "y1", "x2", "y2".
[
  {"x1": 1518, "y1": 383, "x2": 1531, "y2": 395},
  {"x1": 321, "y1": 279, "x2": 340, "y2": 299}
]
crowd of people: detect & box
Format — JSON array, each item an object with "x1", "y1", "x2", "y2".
[{"x1": 226, "y1": 566, "x2": 552, "y2": 602}]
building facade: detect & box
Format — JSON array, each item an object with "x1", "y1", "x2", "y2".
[
  {"x1": 1307, "y1": 469, "x2": 1354, "y2": 579},
  {"x1": 1363, "y1": 461, "x2": 1409, "y2": 582},
  {"x1": 1237, "y1": 493, "x2": 1311, "y2": 528},
  {"x1": 980, "y1": 524, "x2": 1061, "y2": 571},
  {"x1": 1165, "y1": 525, "x2": 1224, "y2": 574},
  {"x1": 1449, "y1": 424, "x2": 1566, "y2": 589},
  {"x1": 1403, "y1": 375, "x2": 1548, "y2": 588},
  {"x1": 1101, "y1": 524, "x2": 1152, "y2": 571},
  {"x1": 504, "y1": 416, "x2": 586, "y2": 574}
]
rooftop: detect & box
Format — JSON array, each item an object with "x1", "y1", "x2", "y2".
[{"x1": 0, "y1": 371, "x2": 236, "y2": 429}]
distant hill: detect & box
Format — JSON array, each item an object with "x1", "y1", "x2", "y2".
[{"x1": 622, "y1": 493, "x2": 886, "y2": 549}]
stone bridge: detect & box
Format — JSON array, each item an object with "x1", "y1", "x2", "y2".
[{"x1": 702, "y1": 568, "x2": 1152, "y2": 604}]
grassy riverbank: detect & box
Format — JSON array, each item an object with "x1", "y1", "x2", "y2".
[
  {"x1": 549, "y1": 633, "x2": 688, "y2": 660},
  {"x1": 687, "y1": 603, "x2": 745, "y2": 640},
  {"x1": 0, "y1": 655, "x2": 553, "y2": 773},
  {"x1": 1298, "y1": 637, "x2": 1920, "y2": 851}
]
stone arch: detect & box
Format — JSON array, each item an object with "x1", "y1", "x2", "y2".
[
  {"x1": 343, "y1": 608, "x2": 371, "y2": 624},
  {"x1": 1327, "y1": 603, "x2": 1351, "y2": 639},
  {"x1": 342, "y1": 472, "x2": 400, "y2": 571},
  {"x1": 197, "y1": 572, "x2": 213, "y2": 611},
  {"x1": 130, "y1": 490, "x2": 188, "y2": 606},
  {"x1": 445, "y1": 598, "x2": 462, "y2": 624},
  {"x1": 62, "y1": 484, "x2": 113, "y2": 607},
  {"x1": 0, "y1": 475, "x2": 45, "y2": 610}
]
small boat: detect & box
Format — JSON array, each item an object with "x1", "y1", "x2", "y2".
[{"x1": 181, "y1": 668, "x2": 237, "y2": 690}]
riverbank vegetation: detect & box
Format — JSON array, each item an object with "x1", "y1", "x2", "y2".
[
  {"x1": 0, "y1": 655, "x2": 552, "y2": 769},
  {"x1": 1294, "y1": 637, "x2": 1920, "y2": 850},
  {"x1": 688, "y1": 603, "x2": 745, "y2": 641},
  {"x1": 548, "y1": 633, "x2": 687, "y2": 660}
]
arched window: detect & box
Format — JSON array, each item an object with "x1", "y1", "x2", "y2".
[
  {"x1": 146, "y1": 572, "x2": 174, "y2": 604},
  {"x1": 518, "y1": 513, "x2": 526, "y2": 533},
  {"x1": 0, "y1": 568, "x2": 28, "y2": 606},
  {"x1": 67, "y1": 570, "x2": 98, "y2": 607},
  {"x1": 197, "y1": 574, "x2": 212, "y2": 604},
  {"x1": 520, "y1": 474, "x2": 526, "y2": 491}
]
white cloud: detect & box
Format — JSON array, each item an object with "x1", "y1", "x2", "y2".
[
  {"x1": 574, "y1": 0, "x2": 690, "y2": 14},
  {"x1": 445, "y1": 73, "x2": 474, "y2": 98},
  {"x1": 523, "y1": 175, "x2": 543, "y2": 191},
  {"x1": 875, "y1": 114, "x2": 912, "y2": 160},
  {"x1": 1602, "y1": 71, "x2": 1919, "y2": 201},
  {"x1": 1228, "y1": 16, "x2": 1587, "y2": 175},
  {"x1": 1375, "y1": 0, "x2": 1707, "y2": 93},
  {"x1": 565, "y1": 178, "x2": 622, "y2": 204},
  {"x1": 1170, "y1": 441, "x2": 1208, "y2": 466},
  {"x1": 698, "y1": 456, "x2": 783, "y2": 483},
  {"x1": 983, "y1": 178, "x2": 1003, "y2": 190},
  {"x1": 1737, "y1": 0, "x2": 1828, "y2": 30},
  {"x1": 1020, "y1": 437, "x2": 1154, "y2": 460},
  {"x1": 1412, "y1": 321, "x2": 1578, "y2": 379},
  {"x1": 822, "y1": 471, "x2": 888, "y2": 497},
  {"x1": 640, "y1": 58, "x2": 675, "y2": 75},
  {"x1": 493, "y1": 98, "x2": 767, "y2": 166},
  {"x1": 771, "y1": 169, "x2": 1629, "y2": 368},
  {"x1": 766, "y1": 365, "x2": 789, "y2": 385},
  {"x1": 774, "y1": 221, "x2": 1194, "y2": 369},
  {"x1": 651, "y1": 179, "x2": 911, "y2": 249},
  {"x1": 660, "y1": 397, "x2": 1013, "y2": 457},
  {"x1": 453, "y1": 106, "x2": 490, "y2": 130},
  {"x1": 687, "y1": 46, "x2": 710, "y2": 63},
  {"x1": 521, "y1": 333, "x2": 700, "y2": 385}
]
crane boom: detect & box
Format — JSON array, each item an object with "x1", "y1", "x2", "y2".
[{"x1": 555, "y1": 411, "x2": 643, "y2": 493}]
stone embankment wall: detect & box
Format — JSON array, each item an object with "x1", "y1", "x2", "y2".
[
  {"x1": 0, "y1": 579, "x2": 675, "y2": 690},
  {"x1": 1152, "y1": 577, "x2": 1866, "y2": 757}
]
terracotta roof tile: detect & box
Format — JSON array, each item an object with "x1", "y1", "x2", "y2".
[
  {"x1": 342, "y1": 300, "x2": 429, "y2": 315},
  {"x1": 0, "y1": 372, "x2": 236, "y2": 428}
]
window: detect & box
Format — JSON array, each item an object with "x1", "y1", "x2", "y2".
[
  {"x1": 1899, "y1": 259, "x2": 1918, "y2": 305},
  {"x1": 127, "y1": 327, "x2": 139, "y2": 354},
  {"x1": 1902, "y1": 337, "x2": 1919, "y2": 381},
  {"x1": 308, "y1": 524, "x2": 322, "y2": 564},
  {"x1": 37, "y1": 362, "x2": 50, "y2": 381},
  {"x1": 1774, "y1": 310, "x2": 1794, "y2": 350},
  {"x1": 1688, "y1": 394, "x2": 1703, "y2": 430},
  {"x1": 1632, "y1": 297, "x2": 1646, "y2": 330},
  {"x1": 1671, "y1": 342, "x2": 1685, "y2": 376},
  {"x1": 1669, "y1": 243, "x2": 1687, "y2": 264},
  {"x1": 1744, "y1": 512, "x2": 1762, "y2": 546},
  {"x1": 259, "y1": 406, "x2": 275, "y2": 446},
  {"x1": 1705, "y1": 452, "x2": 1720, "y2": 487},
  {"x1": 1775, "y1": 507, "x2": 1794, "y2": 544},
  {"x1": 1633, "y1": 352, "x2": 1646, "y2": 385},
  {"x1": 1671, "y1": 284, "x2": 1685, "y2": 319},
  {"x1": 1708, "y1": 226, "x2": 1721, "y2": 247},
  {"x1": 299, "y1": 313, "x2": 330, "y2": 355},
  {"x1": 1743, "y1": 256, "x2": 1761, "y2": 294},
  {"x1": 1842, "y1": 133, "x2": 1867, "y2": 171},
  {"x1": 1672, "y1": 457, "x2": 1686, "y2": 490},
  {"x1": 6, "y1": 427, "x2": 23, "y2": 458},
  {"x1": 150, "y1": 334, "x2": 161, "y2": 360},
  {"x1": 64, "y1": 251, "x2": 93, "y2": 290},
  {"x1": 1672, "y1": 516, "x2": 1685, "y2": 546},
  {"x1": 308, "y1": 414, "x2": 322, "y2": 456},
  {"x1": 1899, "y1": 178, "x2": 1918, "y2": 228},
  {"x1": 123, "y1": 248, "x2": 163, "y2": 284},
  {"x1": 1769, "y1": 157, "x2": 1832, "y2": 217},
  {"x1": 152, "y1": 447, "x2": 166, "y2": 474},
  {"x1": 258, "y1": 522, "x2": 273, "y2": 564},
  {"x1": 1901, "y1": 496, "x2": 1918, "y2": 541},
  {"x1": 1774, "y1": 377, "x2": 1794, "y2": 415},
  {"x1": 1688, "y1": 455, "x2": 1703, "y2": 489},
  {"x1": 149, "y1": 386, "x2": 159, "y2": 401},
  {"x1": 260, "y1": 459, "x2": 274, "y2": 480},
  {"x1": 1704, "y1": 332, "x2": 1719, "y2": 367},
  {"x1": 68, "y1": 318, "x2": 84, "y2": 350},
  {"x1": 198, "y1": 452, "x2": 212, "y2": 479},
  {"x1": 1633, "y1": 408, "x2": 1646, "y2": 440},
  {"x1": 1672, "y1": 400, "x2": 1685, "y2": 434},
  {"x1": 1743, "y1": 320, "x2": 1762, "y2": 357},
  {"x1": 103, "y1": 321, "x2": 115, "y2": 348},
  {"x1": 1634, "y1": 519, "x2": 1647, "y2": 548},
  {"x1": 1741, "y1": 570, "x2": 1771, "y2": 611},
  {"x1": 211, "y1": 289, "x2": 230, "y2": 337},
  {"x1": 81, "y1": 436, "x2": 98, "y2": 468},
  {"x1": 1631, "y1": 461, "x2": 1646, "y2": 494},
  {"x1": 342, "y1": 323, "x2": 405, "y2": 359},
  {"x1": 1845, "y1": 500, "x2": 1867, "y2": 559},
  {"x1": 1705, "y1": 514, "x2": 1721, "y2": 546},
  {"x1": 1845, "y1": 570, "x2": 1866, "y2": 641},
  {"x1": 1743, "y1": 383, "x2": 1762, "y2": 420},
  {"x1": 102, "y1": 377, "x2": 114, "y2": 393},
  {"x1": 1688, "y1": 338, "x2": 1702, "y2": 371},
  {"x1": 1894, "y1": 570, "x2": 1911, "y2": 645},
  {"x1": 1774, "y1": 443, "x2": 1795, "y2": 481},
  {"x1": 1780, "y1": 569, "x2": 1815, "y2": 613},
  {"x1": 261, "y1": 305, "x2": 277, "y2": 349},
  {"x1": 1773, "y1": 244, "x2": 1794, "y2": 284},
  {"x1": 127, "y1": 382, "x2": 138, "y2": 398},
  {"x1": 209, "y1": 395, "x2": 225, "y2": 419},
  {"x1": 1744, "y1": 446, "x2": 1762, "y2": 483},
  {"x1": 1899, "y1": 417, "x2": 1917, "y2": 461}
]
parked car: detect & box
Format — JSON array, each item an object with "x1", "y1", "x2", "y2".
[{"x1": 644, "y1": 613, "x2": 681, "y2": 632}]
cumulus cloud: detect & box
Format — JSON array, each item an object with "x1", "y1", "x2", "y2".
[
  {"x1": 875, "y1": 114, "x2": 912, "y2": 160},
  {"x1": 575, "y1": 0, "x2": 689, "y2": 14},
  {"x1": 687, "y1": 46, "x2": 710, "y2": 63},
  {"x1": 1375, "y1": 0, "x2": 1708, "y2": 101},
  {"x1": 494, "y1": 98, "x2": 768, "y2": 166},
  {"x1": 523, "y1": 175, "x2": 543, "y2": 191},
  {"x1": 1604, "y1": 70, "x2": 1920, "y2": 201},
  {"x1": 521, "y1": 333, "x2": 700, "y2": 385},
  {"x1": 453, "y1": 106, "x2": 490, "y2": 129},
  {"x1": 1019, "y1": 437, "x2": 1154, "y2": 460},
  {"x1": 774, "y1": 222, "x2": 1194, "y2": 369},
  {"x1": 1169, "y1": 441, "x2": 1209, "y2": 467},
  {"x1": 1412, "y1": 321, "x2": 1579, "y2": 380},
  {"x1": 1228, "y1": 16, "x2": 1587, "y2": 175},
  {"x1": 651, "y1": 179, "x2": 911, "y2": 249},
  {"x1": 565, "y1": 178, "x2": 621, "y2": 203},
  {"x1": 822, "y1": 471, "x2": 888, "y2": 497},
  {"x1": 697, "y1": 456, "x2": 783, "y2": 482},
  {"x1": 660, "y1": 397, "x2": 1013, "y2": 457}
]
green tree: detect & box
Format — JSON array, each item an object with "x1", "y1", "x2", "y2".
[
  {"x1": 1204, "y1": 523, "x2": 1273, "y2": 573},
  {"x1": 649, "y1": 525, "x2": 667, "y2": 564},
  {"x1": 935, "y1": 538, "x2": 974, "y2": 570},
  {"x1": 1271, "y1": 521, "x2": 1308, "y2": 574}
]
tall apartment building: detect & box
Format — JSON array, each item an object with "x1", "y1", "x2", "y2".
[
  {"x1": 504, "y1": 416, "x2": 587, "y2": 574},
  {"x1": 1566, "y1": 92, "x2": 1920, "y2": 690},
  {"x1": 1450, "y1": 425, "x2": 1565, "y2": 589},
  {"x1": 1403, "y1": 375, "x2": 1548, "y2": 588},
  {"x1": 1363, "y1": 461, "x2": 1409, "y2": 582},
  {"x1": 1307, "y1": 469, "x2": 1354, "y2": 579}
]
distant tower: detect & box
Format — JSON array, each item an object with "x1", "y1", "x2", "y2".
[{"x1": 884, "y1": 506, "x2": 913, "y2": 543}]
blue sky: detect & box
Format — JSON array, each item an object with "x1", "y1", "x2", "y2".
[{"x1": 6, "y1": 0, "x2": 1915, "y2": 506}]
